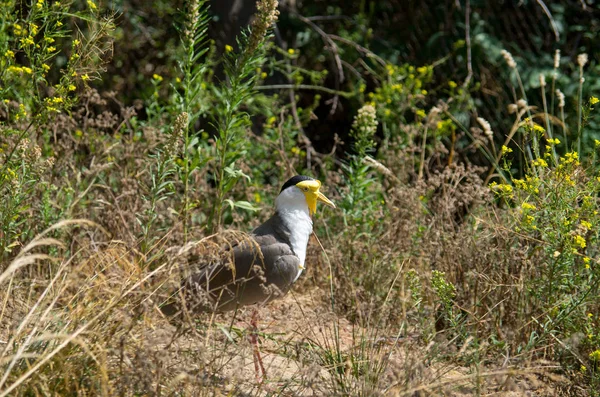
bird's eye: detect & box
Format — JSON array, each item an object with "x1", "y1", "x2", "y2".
[{"x1": 303, "y1": 187, "x2": 309, "y2": 192}]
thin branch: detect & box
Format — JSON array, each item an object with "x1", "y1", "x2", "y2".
[{"x1": 463, "y1": 0, "x2": 473, "y2": 87}]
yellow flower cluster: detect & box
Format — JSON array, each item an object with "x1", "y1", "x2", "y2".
[
  {"x1": 574, "y1": 235, "x2": 586, "y2": 249},
  {"x1": 559, "y1": 151, "x2": 580, "y2": 167},
  {"x1": 501, "y1": 145, "x2": 512, "y2": 155},
  {"x1": 13, "y1": 23, "x2": 25, "y2": 36},
  {"x1": 20, "y1": 36, "x2": 35, "y2": 46},
  {"x1": 591, "y1": 96, "x2": 599, "y2": 105},
  {"x1": 489, "y1": 182, "x2": 513, "y2": 195},
  {"x1": 531, "y1": 158, "x2": 548, "y2": 167},
  {"x1": 590, "y1": 349, "x2": 600, "y2": 361},
  {"x1": 547, "y1": 138, "x2": 560, "y2": 145},
  {"x1": 44, "y1": 96, "x2": 64, "y2": 113},
  {"x1": 7, "y1": 65, "x2": 33, "y2": 75},
  {"x1": 532, "y1": 124, "x2": 545, "y2": 133},
  {"x1": 521, "y1": 202, "x2": 536, "y2": 210},
  {"x1": 513, "y1": 176, "x2": 540, "y2": 194}
]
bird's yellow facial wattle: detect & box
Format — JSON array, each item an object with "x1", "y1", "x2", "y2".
[{"x1": 296, "y1": 179, "x2": 336, "y2": 216}]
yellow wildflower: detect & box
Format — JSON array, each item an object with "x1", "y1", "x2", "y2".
[
  {"x1": 489, "y1": 182, "x2": 513, "y2": 194},
  {"x1": 287, "y1": 48, "x2": 295, "y2": 55},
  {"x1": 225, "y1": 44, "x2": 233, "y2": 53},
  {"x1": 591, "y1": 96, "x2": 599, "y2": 105},
  {"x1": 415, "y1": 109, "x2": 426, "y2": 119},
  {"x1": 547, "y1": 138, "x2": 560, "y2": 145},
  {"x1": 521, "y1": 202, "x2": 536, "y2": 211},
  {"x1": 448, "y1": 81, "x2": 457, "y2": 88},
  {"x1": 45, "y1": 37, "x2": 55, "y2": 44},
  {"x1": 4, "y1": 49, "x2": 14, "y2": 58},
  {"x1": 261, "y1": 72, "x2": 267, "y2": 79},
  {"x1": 386, "y1": 64, "x2": 394, "y2": 76},
  {"x1": 533, "y1": 124, "x2": 545, "y2": 133},
  {"x1": 20, "y1": 36, "x2": 35, "y2": 46},
  {"x1": 590, "y1": 350, "x2": 600, "y2": 361},
  {"x1": 81, "y1": 74, "x2": 90, "y2": 81},
  {"x1": 87, "y1": 0, "x2": 97, "y2": 10},
  {"x1": 574, "y1": 235, "x2": 586, "y2": 249},
  {"x1": 531, "y1": 158, "x2": 548, "y2": 167},
  {"x1": 46, "y1": 46, "x2": 56, "y2": 53},
  {"x1": 13, "y1": 23, "x2": 24, "y2": 36},
  {"x1": 152, "y1": 73, "x2": 163, "y2": 82},
  {"x1": 501, "y1": 145, "x2": 513, "y2": 155},
  {"x1": 68, "y1": 84, "x2": 76, "y2": 91},
  {"x1": 581, "y1": 220, "x2": 592, "y2": 230}
]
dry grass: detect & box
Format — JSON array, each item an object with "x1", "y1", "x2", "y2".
[{"x1": 0, "y1": 208, "x2": 585, "y2": 396}]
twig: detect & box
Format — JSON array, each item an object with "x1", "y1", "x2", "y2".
[
  {"x1": 535, "y1": 0, "x2": 560, "y2": 42},
  {"x1": 256, "y1": 84, "x2": 353, "y2": 97},
  {"x1": 463, "y1": 0, "x2": 473, "y2": 87},
  {"x1": 294, "y1": 13, "x2": 344, "y2": 114}
]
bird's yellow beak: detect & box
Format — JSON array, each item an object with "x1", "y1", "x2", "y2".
[{"x1": 297, "y1": 179, "x2": 336, "y2": 216}]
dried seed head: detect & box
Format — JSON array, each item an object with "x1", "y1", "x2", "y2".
[
  {"x1": 247, "y1": 0, "x2": 279, "y2": 55},
  {"x1": 184, "y1": 0, "x2": 201, "y2": 47},
  {"x1": 577, "y1": 53, "x2": 588, "y2": 68},
  {"x1": 517, "y1": 99, "x2": 527, "y2": 109},
  {"x1": 508, "y1": 104, "x2": 518, "y2": 114},
  {"x1": 352, "y1": 104, "x2": 378, "y2": 137},
  {"x1": 554, "y1": 50, "x2": 560, "y2": 69},
  {"x1": 539, "y1": 74, "x2": 546, "y2": 88},
  {"x1": 501, "y1": 50, "x2": 517, "y2": 69},
  {"x1": 556, "y1": 89, "x2": 565, "y2": 108},
  {"x1": 166, "y1": 112, "x2": 188, "y2": 157},
  {"x1": 17, "y1": 138, "x2": 30, "y2": 152},
  {"x1": 477, "y1": 117, "x2": 493, "y2": 138}
]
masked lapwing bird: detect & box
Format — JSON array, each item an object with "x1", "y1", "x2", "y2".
[{"x1": 168, "y1": 175, "x2": 335, "y2": 380}]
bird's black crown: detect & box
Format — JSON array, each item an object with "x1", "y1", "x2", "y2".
[{"x1": 280, "y1": 175, "x2": 315, "y2": 192}]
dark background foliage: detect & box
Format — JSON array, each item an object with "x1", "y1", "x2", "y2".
[{"x1": 103, "y1": 0, "x2": 599, "y2": 153}]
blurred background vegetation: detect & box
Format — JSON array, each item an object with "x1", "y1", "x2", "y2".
[{"x1": 1, "y1": 0, "x2": 600, "y2": 395}]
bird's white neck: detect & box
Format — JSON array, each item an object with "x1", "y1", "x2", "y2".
[{"x1": 275, "y1": 201, "x2": 312, "y2": 281}]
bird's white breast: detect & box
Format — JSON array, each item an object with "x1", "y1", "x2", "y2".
[
  {"x1": 275, "y1": 186, "x2": 314, "y2": 282},
  {"x1": 279, "y1": 208, "x2": 312, "y2": 281}
]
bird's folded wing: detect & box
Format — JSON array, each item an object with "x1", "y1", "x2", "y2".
[{"x1": 183, "y1": 234, "x2": 300, "y2": 312}]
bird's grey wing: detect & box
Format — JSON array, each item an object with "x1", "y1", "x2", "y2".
[{"x1": 183, "y1": 235, "x2": 300, "y2": 312}]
